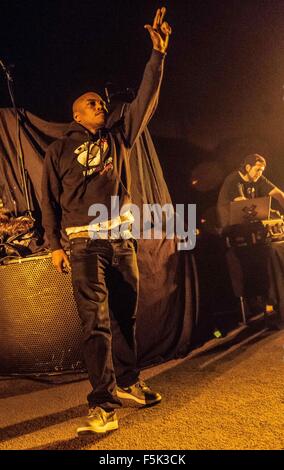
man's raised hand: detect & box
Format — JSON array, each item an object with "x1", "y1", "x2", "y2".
[{"x1": 144, "y1": 7, "x2": 172, "y2": 54}]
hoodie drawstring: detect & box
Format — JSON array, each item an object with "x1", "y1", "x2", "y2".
[
  {"x1": 80, "y1": 136, "x2": 92, "y2": 198},
  {"x1": 80, "y1": 130, "x2": 105, "y2": 198}
]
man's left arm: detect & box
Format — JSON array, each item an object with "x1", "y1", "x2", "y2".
[{"x1": 122, "y1": 7, "x2": 172, "y2": 148}]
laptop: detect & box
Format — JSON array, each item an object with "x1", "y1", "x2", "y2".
[{"x1": 230, "y1": 196, "x2": 271, "y2": 225}]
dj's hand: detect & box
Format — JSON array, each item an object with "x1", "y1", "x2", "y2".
[
  {"x1": 233, "y1": 196, "x2": 247, "y2": 202},
  {"x1": 52, "y1": 249, "x2": 71, "y2": 274}
]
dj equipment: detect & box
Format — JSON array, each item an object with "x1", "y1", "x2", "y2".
[
  {"x1": 0, "y1": 254, "x2": 84, "y2": 374},
  {"x1": 230, "y1": 196, "x2": 271, "y2": 225},
  {"x1": 261, "y1": 218, "x2": 284, "y2": 241},
  {"x1": 224, "y1": 218, "x2": 284, "y2": 248}
]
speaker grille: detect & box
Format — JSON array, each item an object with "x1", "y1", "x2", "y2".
[{"x1": 0, "y1": 255, "x2": 84, "y2": 374}]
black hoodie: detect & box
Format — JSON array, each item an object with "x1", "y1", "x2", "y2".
[{"x1": 41, "y1": 50, "x2": 165, "y2": 250}]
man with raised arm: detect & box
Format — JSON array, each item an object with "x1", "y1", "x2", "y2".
[{"x1": 42, "y1": 7, "x2": 171, "y2": 435}]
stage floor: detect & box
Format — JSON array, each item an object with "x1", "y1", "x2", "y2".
[{"x1": 0, "y1": 320, "x2": 283, "y2": 450}]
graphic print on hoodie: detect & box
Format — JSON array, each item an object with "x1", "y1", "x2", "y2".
[{"x1": 74, "y1": 138, "x2": 113, "y2": 176}]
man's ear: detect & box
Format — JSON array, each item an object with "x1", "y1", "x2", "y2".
[{"x1": 73, "y1": 112, "x2": 80, "y2": 123}]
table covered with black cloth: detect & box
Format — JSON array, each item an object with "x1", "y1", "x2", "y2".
[{"x1": 226, "y1": 240, "x2": 284, "y2": 320}]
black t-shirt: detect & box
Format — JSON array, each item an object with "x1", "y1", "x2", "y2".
[{"x1": 217, "y1": 171, "x2": 275, "y2": 228}]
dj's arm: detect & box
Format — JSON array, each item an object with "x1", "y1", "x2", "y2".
[
  {"x1": 233, "y1": 183, "x2": 247, "y2": 201},
  {"x1": 269, "y1": 187, "x2": 284, "y2": 209}
]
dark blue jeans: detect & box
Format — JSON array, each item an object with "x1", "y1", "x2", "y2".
[{"x1": 70, "y1": 238, "x2": 140, "y2": 411}]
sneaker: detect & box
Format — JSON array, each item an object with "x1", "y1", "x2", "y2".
[
  {"x1": 77, "y1": 407, "x2": 118, "y2": 435},
  {"x1": 117, "y1": 380, "x2": 162, "y2": 406}
]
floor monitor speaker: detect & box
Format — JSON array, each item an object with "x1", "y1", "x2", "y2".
[{"x1": 0, "y1": 254, "x2": 84, "y2": 374}]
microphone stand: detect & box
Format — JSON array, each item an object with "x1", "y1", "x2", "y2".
[{"x1": 0, "y1": 59, "x2": 33, "y2": 218}]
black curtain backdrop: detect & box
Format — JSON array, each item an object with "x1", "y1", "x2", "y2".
[{"x1": 0, "y1": 107, "x2": 196, "y2": 367}]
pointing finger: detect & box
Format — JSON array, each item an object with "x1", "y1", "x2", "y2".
[
  {"x1": 153, "y1": 8, "x2": 160, "y2": 30},
  {"x1": 159, "y1": 7, "x2": 166, "y2": 26}
]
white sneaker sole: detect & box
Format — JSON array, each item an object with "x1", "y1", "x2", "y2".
[{"x1": 77, "y1": 421, "x2": 118, "y2": 435}]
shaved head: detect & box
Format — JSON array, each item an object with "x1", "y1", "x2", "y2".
[
  {"x1": 72, "y1": 92, "x2": 104, "y2": 117},
  {"x1": 72, "y1": 92, "x2": 108, "y2": 133}
]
